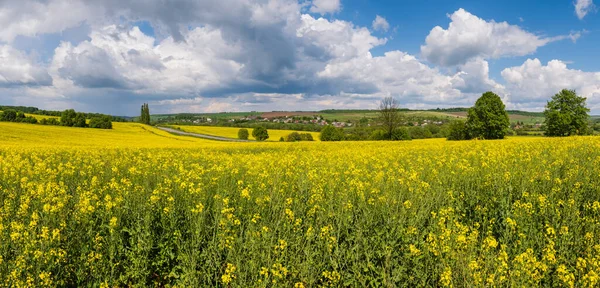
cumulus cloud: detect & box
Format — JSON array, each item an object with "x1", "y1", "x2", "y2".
[
  {"x1": 309, "y1": 0, "x2": 341, "y2": 15},
  {"x1": 372, "y1": 15, "x2": 390, "y2": 32},
  {"x1": 575, "y1": 0, "x2": 595, "y2": 19},
  {"x1": 421, "y1": 9, "x2": 567, "y2": 66},
  {"x1": 0, "y1": 45, "x2": 52, "y2": 87},
  {"x1": 501, "y1": 58, "x2": 600, "y2": 109},
  {"x1": 2, "y1": 0, "x2": 598, "y2": 114}
]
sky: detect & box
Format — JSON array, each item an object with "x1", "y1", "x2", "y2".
[{"x1": 1, "y1": 0, "x2": 600, "y2": 116}]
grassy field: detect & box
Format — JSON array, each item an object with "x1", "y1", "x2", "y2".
[
  {"x1": 169, "y1": 125, "x2": 321, "y2": 141},
  {"x1": 2, "y1": 122, "x2": 600, "y2": 286}
]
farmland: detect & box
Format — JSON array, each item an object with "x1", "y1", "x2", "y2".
[
  {"x1": 2, "y1": 122, "x2": 600, "y2": 286},
  {"x1": 169, "y1": 125, "x2": 321, "y2": 141}
]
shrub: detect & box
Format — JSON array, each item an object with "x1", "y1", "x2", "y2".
[
  {"x1": 252, "y1": 126, "x2": 269, "y2": 141},
  {"x1": 391, "y1": 127, "x2": 411, "y2": 140},
  {"x1": 238, "y1": 128, "x2": 249, "y2": 140},
  {"x1": 300, "y1": 133, "x2": 314, "y2": 141},
  {"x1": 447, "y1": 121, "x2": 468, "y2": 141},
  {"x1": 369, "y1": 130, "x2": 387, "y2": 140},
  {"x1": 285, "y1": 132, "x2": 302, "y2": 142},
  {"x1": 89, "y1": 116, "x2": 113, "y2": 129},
  {"x1": 40, "y1": 118, "x2": 60, "y2": 126},
  {"x1": 320, "y1": 125, "x2": 344, "y2": 141}
]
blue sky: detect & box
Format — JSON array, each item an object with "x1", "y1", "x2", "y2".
[{"x1": 0, "y1": 0, "x2": 599, "y2": 115}]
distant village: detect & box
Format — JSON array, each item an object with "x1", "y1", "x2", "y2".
[{"x1": 173, "y1": 114, "x2": 453, "y2": 128}]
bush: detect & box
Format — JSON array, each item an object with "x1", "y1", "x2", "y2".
[
  {"x1": 40, "y1": 118, "x2": 60, "y2": 126},
  {"x1": 252, "y1": 126, "x2": 269, "y2": 141},
  {"x1": 447, "y1": 121, "x2": 468, "y2": 141},
  {"x1": 300, "y1": 133, "x2": 314, "y2": 141},
  {"x1": 89, "y1": 116, "x2": 113, "y2": 129},
  {"x1": 408, "y1": 126, "x2": 432, "y2": 139},
  {"x1": 391, "y1": 127, "x2": 411, "y2": 140},
  {"x1": 285, "y1": 132, "x2": 302, "y2": 142},
  {"x1": 320, "y1": 125, "x2": 344, "y2": 141},
  {"x1": 369, "y1": 130, "x2": 387, "y2": 140},
  {"x1": 238, "y1": 128, "x2": 249, "y2": 140},
  {"x1": 279, "y1": 137, "x2": 285, "y2": 142}
]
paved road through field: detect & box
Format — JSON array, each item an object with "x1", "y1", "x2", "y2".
[{"x1": 157, "y1": 126, "x2": 254, "y2": 142}]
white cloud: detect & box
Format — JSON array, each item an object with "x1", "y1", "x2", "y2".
[
  {"x1": 575, "y1": 0, "x2": 595, "y2": 19},
  {"x1": 501, "y1": 58, "x2": 600, "y2": 108},
  {"x1": 3, "y1": 1, "x2": 598, "y2": 114},
  {"x1": 318, "y1": 51, "x2": 468, "y2": 105},
  {"x1": 421, "y1": 9, "x2": 565, "y2": 66},
  {"x1": 0, "y1": 45, "x2": 52, "y2": 86},
  {"x1": 309, "y1": 0, "x2": 341, "y2": 15},
  {"x1": 297, "y1": 15, "x2": 387, "y2": 60},
  {"x1": 0, "y1": 0, "x2": 94, "y2": 42},
  {"x1": 372, "y1": 15, "x2": 390, "y2": 32}
]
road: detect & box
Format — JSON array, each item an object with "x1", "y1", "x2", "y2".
[{"x1": 156, "y1": 126, "x2": 254, "y2": 142}]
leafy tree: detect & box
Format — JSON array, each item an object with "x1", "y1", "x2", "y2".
[
  {"x1": 73, "y1": 113, "x2": 88, "y2": 127},
  {"x1": 320, "y1": 125, "x2": 344, "y2": 141},
  {"x1": 238, "y1": 128, "x2": 249, "y2": 140},
  {"x1": 279, "y1": 137, "x2": 285, "y2": 142},
  {"x1": 0, "y1": 110, "x2": 17, "y2": 122},
  {"x1": 252, "y1": 126, "x2": 269, "y2": 141},
  {"x1": 89, "y1": 116, "x2": 113, "y2": 129},
  {"x1": 543, "y1": 89, "x2": 590, "y2": 136},
  {"x1": 465, "y1": 91, "x2": 510, "y2": 139},
  {"x1": 447, "y1": 120, "x2": 468, "y2": 141},
  {"x1": 378, "y1": 97, "x2": 402, "y2": 140},
  {"x1": 61, "y1": 109, "x2": 77, "y2": 126}
]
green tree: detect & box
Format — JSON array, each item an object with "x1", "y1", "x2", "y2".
[
  {"x1": 447, "y1": 120, "x2": 468, "y2": 141},
  {"x1": 89, "y1": 116, "x2": 113, "y2": 129},
  {"x1": 320, "y1": 125, "x2": 344, "y2": 141},
  {"x1": 73, "y1": 113, "x2": 87, "y2": 127},
  {"x1": 543, "y1": 89, "x2": 590, "y2": 137},
  {"x1": 252, "y1": 126, "x2": 269, "y2": 141},
  {"x1": 0, "y1": 109, "x2": 17, "y2": 122},
  {"x1": 61, "y1": 109, "x2": 77, "y2": 126},
  {"x1": 238, "y1": 128, "x2": 249, "y2": 140},
  {"x1": 465, "y1": 91, "x2": 510, "y2": 139}
]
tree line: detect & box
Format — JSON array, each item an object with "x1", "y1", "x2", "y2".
[
  {"x1": 317, "y1": 89, "x2": 593, "y2": 142},
  {"x1": 0, "y1": 105, "x2": 128, "y2": 122},
  {"x1": 0, "y1": 108, "x2": 113, "y2": 129},
  {"x1": 447, "y1": 89, "x2": 590, "y2": 140}
]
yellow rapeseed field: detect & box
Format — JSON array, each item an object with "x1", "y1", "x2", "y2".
[
  {"x1": 170, "y1": 125, "x2": 321, "y2": 141},
  {"x1": 2, "y1": 122, "x2": 600, "y2": 287}
]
